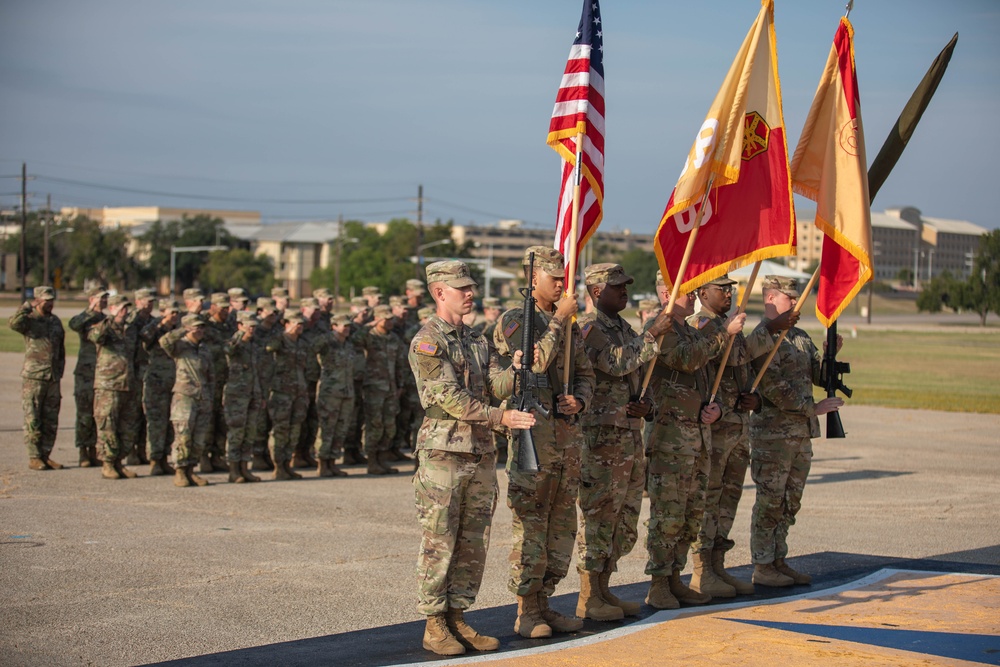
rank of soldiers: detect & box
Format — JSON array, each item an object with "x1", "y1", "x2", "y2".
[{"x1": 10, "y1": 247, "x2": 843, "y2": 657}]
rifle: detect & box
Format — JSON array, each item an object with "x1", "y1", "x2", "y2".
[
  {"x1": 821, "y1": 323, "x2": 851, "y2": 438},
  {"x1": 511, "y1": 252, "x2": 549, "y2": 473}
]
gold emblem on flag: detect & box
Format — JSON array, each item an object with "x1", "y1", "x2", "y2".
[
  {"x1": 742, "y1": 111, "x2": 770, "y2": 161},
  {"x1": 839, "y1": 118, "x2": 860, "y2": 157}
]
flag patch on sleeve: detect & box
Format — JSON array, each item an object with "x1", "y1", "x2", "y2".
[
  {"x1": 416, "y1": 342, "x2": 438, "y2": 355},
  {"x1": 581, "y1": 322, "x2": 593, "y2": 339},
  {"x1": 503, "y1": 320, "x2": 520, "y2": 338},
  {"x1": 698, "y1": 317, "x2": 710, "y2": 329}
]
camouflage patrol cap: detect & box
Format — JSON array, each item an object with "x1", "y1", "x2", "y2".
[
  {"x1": 361, "y1": 286, "x2": 380, "y2": 297},
  {"x1": 405, "y1": 279, "x2": 425, "y2": 294},
  {"x1": 522, "y1": 246, "x2": 565, "y2": 277},
  {"x1": 482, "y1": 297, "x2": 501, "y2": 309},
  {"x1": 655, "y1": 270, "x2": 666, "y2": 287},
  {"x1": 388, "y1": 295, "x2": 404, "y2": 307},
  {"x1": 34, "y1": 286, "x2": 56, "y2": 300},
  {"x1": 761, "y1": 275, "x2": 800, "y2": 298},
  {"x1": 133, "y1": 288, "x2": 155, "y2": 302},
  {"x1": 158, "y1": 298, "x2": 180, "y2": 312},
  {"x1": 299, "y1": 297, "x2": 319, "y2": 309},
  {"x1": 210, "y1": 292, "x2": 230, "y2": 307},
  {"x1": 228, "y1": 287, "x2": 249, "y2": 302},
  {"x1": 236, "y1": 311, "x2": 260, "y2": 326},
  {"x1": 425, "y1": 260, "x2": 478, "y2": 288},
  {"x1": 705, "y1": 274, "x2": 737, "y2": 287},
  {"x1": 182, "y1": 288, "x2": 204, "y2": 301},
  {"x1": 85, "y1": 286, "x2": 109, "y2": 299},
  {"x1": 584, "y1": 263, "x2": 633, "y2": 287},
  {"x1": 312, "y1": 287, "x2": 333, "y2": 299},
  {"x1": 107, "y1": 294, "x2": 130, "y2": 308},
  {"x1": 417, "y1": 306, "x2": 435, "y2": 320},
  {"x1": 181, "y1": 313, "x2": 205, "y2": 328},
  {"x1": 638, "y1": 299, "x2": 659, "y2": 312},
  {"x1": 271, "y1": 286, "x2": 289, "y2": 299},
  {"x1": 330, "y1": 313, "x2": 352, "y2": 326},
  {"x1": 283, "y1": 307, "x2": 305, "y2": 324},
  {"x1": 350, "y1": 296, "x2": 367, "y2": 306},
  {"x1": 372, "y1": 304, "x2": 393, "y2": 319},
  {"x1": 256, "y1": 297, "x2": 276, "y2": 312}
]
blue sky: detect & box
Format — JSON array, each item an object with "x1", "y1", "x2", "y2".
[{"x1": 1, "y1": 0, "x2": 997, "y2": 234}]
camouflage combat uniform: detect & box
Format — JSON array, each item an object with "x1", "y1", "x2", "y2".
[
  {"x1": 204, "y1": 311, "x2": 233, "y2": 462},
  {"x1": 160, "y1": 326, "x2": 214, "y2": 468},
  {"x1": 139, "y1": 314, "x2": 178, "y2": 461},
  {"x1": 68, "y1": 306, "x2": 105, "y2": 454},
  {"x1": 494, "y1": 302, "x2": 595, "y2": 597},
  {"x1": 356, "y1": 323, "x2": 406, "y2": 460},
  {"x1": 90, "y1": 313, "x2": 142, "y2": 463},
  {"x1": 576, "y1": 309, "x2": 658, "y2": 574},
  {"x1": 224, "y1": 328, "x2": 263, "y2": 463},
  {"x1": 251, "y1": 318, "x2": 279, "y2": 463},
  {"x1": 345, "y1": 318, "x2": 369, "y2": 462},
  {"x1": 313, "y1": 329, "x2": 357, "y2": 462},
  {"x1": 266, "y1": 331, "x2": 309, "y2": 466},
  {"x1": 9, "y1": 297, "x2": 65, "y2": 462},
  {"x1": 296, "y1": 316, "x2": 324, "y2": 461},
  {"x1": 749, "y1": 320, "x2": 823, "y2": 566},
  {"x1": 126, "y1": 304, "x2": 154, "y2": 459},
  {"x1": 643, "y1": 317, "x2": 727, "y2": 577},
  {"x1": 410, "y1": 312, "x2": 515, "y2": 616}
]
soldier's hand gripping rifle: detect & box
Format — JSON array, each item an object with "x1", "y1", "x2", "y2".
[
  {"x1": 821, "y1": 324, "x2": 851, "y2": 438},
  {"x1": 511, "y1": 252, "x2": 549, "y2": 473}
]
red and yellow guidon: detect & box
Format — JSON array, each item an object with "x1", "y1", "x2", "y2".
[{"x1": 742, "y1": 111, "x2": 770, "y2": 161}]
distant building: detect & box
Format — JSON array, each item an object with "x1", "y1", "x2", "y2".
[{"x1": 60, "y1": 206, "x2": 261, "y2": 229}]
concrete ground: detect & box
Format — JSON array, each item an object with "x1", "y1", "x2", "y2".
[{"x1": 0, "y1": 348, "x2": 998, "y2": 667}]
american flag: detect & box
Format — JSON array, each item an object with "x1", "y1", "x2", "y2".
[{"x1": 547, "y1": 0, "x2": 605, "y2": 280}]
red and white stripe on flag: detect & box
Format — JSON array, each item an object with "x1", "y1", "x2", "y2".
[{"x1": 547, "y1": 0, "x2": 605, "y2": 282}]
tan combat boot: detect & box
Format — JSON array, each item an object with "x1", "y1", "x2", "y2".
[
  {"x1": 774, "y1": 558, "x2": 812, "y2": 585},
  {"x1": 273, "y1": 460, "x2": 293, "y2": 480},
  {"x1": 712, "y1": 550, "x2": 755, "y2": 595},
  {"x1": 445, "y1": 608, "x2": 499, "y2": 651},
  {"x1": 645, "y1": 575, "x2": 679, "y2": 609},
  {"x1": 691, "y1": 551, "x2": 735, "y2": 598},
  {"x1": 283, "y1": 460, "x2": 302, "y2": 480},
  {"x1": 79, "y1": 448, "x2": 94, "y2": 468},
  {"x1": 318, "y1": 459, "x2": 333, "y2": 478},
  {"x1": 28, "y1": 457, "x2": 49, "y2": 471},
  {"x1": 514, "y1": 593, "x2": 553, "y2": 639},
  {"x1": 752, "y1": 563, "x2": 794, "y2": 587},
  {"x1": 389, "y1": 445, "x2": 412, "y2": 461},
  {"x1": 538, "y1": 591, "x2": 584, "y2": 631},
  {"x1": 599, "y1": 560, "x2": 641, "y2": 617},
  {"x1": 228, "y1": 461, "x2": 245, "y2": 483},
  {"x1": 149, "y1": 457, "x2": 174, "y2": 476},
  {"x1": 42, "y1": 455, "x2": 63, "y2": 469},
  {"x1": 174, "y1": 466, "x2": 192, "y2": 487},
  {"x1": 422, "y1": 614, "x2": 465, "y2": 656},
  {"x1": 669, "y1": 570, "x2": 711, "y2": 605},
  {"x1": 378, "y1": 451, "x2": 399, "y2": 474},
  {"x1": 576, "y1": 570, "x2": 624, "y2": 621},
  {"x1": 327, "y1": 460, "x2": 348, "y2": 477},
  {"x1": 186, "y1": 465, "x2": 210, "y2": 487},
  {"x1": 102, "y1": 461, "x2": 123, "y2": 480},
  {"x1": 114, "y1": 458, "x2": 138, "y2": 479},
  {"x1": 240, "y1": 461, "x2": 260, "y2": 483}
]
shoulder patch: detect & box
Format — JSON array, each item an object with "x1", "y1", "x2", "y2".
[
  {"x1": 698, "y1": 317, "x2": 711, "y2": 330},
  {"x1": 503, "y1": 320, "x2": 520, "y2": 338},
  {"x1": 415, "y1": 341, "x2": 439, "y2": 356},
  {"x1": 581, "y1": 322, "x2": 593, "y2": 339}
]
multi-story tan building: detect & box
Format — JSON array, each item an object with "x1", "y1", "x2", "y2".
[{"x1": 60, "y1": 206, "x2": 261, "y2": 229}]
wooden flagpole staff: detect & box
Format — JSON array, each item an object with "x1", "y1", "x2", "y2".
[
  {"x1": 708, "y1": 260, "x2": 761, "y2": 403},
  {"x1": 561, "y1": 130, "x2": 585, "y2": 396},
  {"x1": 747, "y1": 265, "x2": 820, "y2": 393},
  {"x1": 638, "y1": 173, "x2": 718, "y2": 397}
]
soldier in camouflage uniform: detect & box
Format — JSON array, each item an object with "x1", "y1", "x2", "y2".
[
  {"x1": 343, "y1": 296, "x2": 371, "y2": 465},
  {"x1": 251, "y1": 297, "x2": 279, "y2": 471},
  {"x1": 403, "y1": 280, "x2": 427, "y2": 453},
  {"x1": 198, "y1": 293, "x2": 232, "y2": 473},
  {"x1": 90, "y1": 294, "x2": 143, "y2": 480},
  {"x1": 356, "y1": 304, "x2": 407, "y2": 475},
  {"x1": 749, "y1": 276, "x2": 842, "y2": 587},
  {"x1": 226, "y1": 287, "x2": 251, "y2": 329},
  {"x1": 271, "y1": 286, "x2": 290, "y2": 320},
  {"x1": 267, "y1": 307, "x2": 310, "y2": 480},
  {"x1": 575, "y1": 264, "x2": 671, "y2": 620},
  {"x1": 362, "y1": 285, "x2": 381, "y2": 308},
  {"x1": 687, "y1": 275, "x2": 797, "y2": 597},
  {"x1": 182, "y1": 287, "x2": 205, "y2": 318},
  {"x1": 313, "y1": 313, "x2": 355, "y2": 477},
  {"x1": 313, "y1": 287, "x2": 335, "y2": 331},
  {"x1": 643, "y1": 289, "x2": 745, "y2": 608},
  {"x1": 389, "y1": 295, "x2": 416, "y2": 462},
  {"x1": 409, "y1": 261, "x2": 531, "y2": 656},
  {"x1": 224, "y1": 311, "x2": 264, "y2": 483},
  {"x1": 140, "y1": 298, "x2": 180, "y2": 475},
  {"x1": 494, "y1": 246, "x2": 596, "y2": 639},
  {"x1": 161, "y1": 314, "x2": 214, "y2": 487},
  {"x1": 637, "y1": 299, "x2": 659, "y2": 330},
  {"x1": 125, "y1": 288, "x2": 156, "y2": 466},
  {"x1": 9, "y1": 286, "x2": 65, "y2": 470},
  {"x1": 293, "y1": 297, "x2": 323, "y2": 469},
  {"x1": 68, "y1": 286, "x2": 108, "y2": 467}
]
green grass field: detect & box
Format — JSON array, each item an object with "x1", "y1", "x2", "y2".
[{"x1": 1, "y1": 316, "x2": 998, "y2": 414}]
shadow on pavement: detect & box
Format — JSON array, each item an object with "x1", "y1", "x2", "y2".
[{"x1": 146, "y1": 547, "x2": 1000, "y2": 667}]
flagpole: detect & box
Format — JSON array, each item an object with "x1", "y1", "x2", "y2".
[
  {"x1": 708, "y1": 260, "x2": 761, "y2": 403},
  {"x1": 639, "y1": 173, "x2": 718, "y2": 397},
  {"x1": 748, "y1": 265, "x2": 821, "y2": 393},
  {"x1": 562, "y1": 130, "x2": 584, "y2": 395}
]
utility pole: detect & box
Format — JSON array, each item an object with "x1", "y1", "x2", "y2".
[
  {"x1": 334, "y1": 213, "x2": 343, "y2": 303},
  {"x1": 43, "y1": 194, "x2": 51, "y2": 287},
  {"x1": 415, "y1": 184, "x2": 424, "y2": 278},
  {"x1": 20, "y1": 162, "x2": 27, "y2": 299}
]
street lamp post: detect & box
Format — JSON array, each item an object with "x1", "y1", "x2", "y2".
[
  {"x1": 44, "y1": 226, "x2": 73, "y2": 286},
  {"x1": 170, "y1": 245, "x2": 227, "y2": 294}
]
